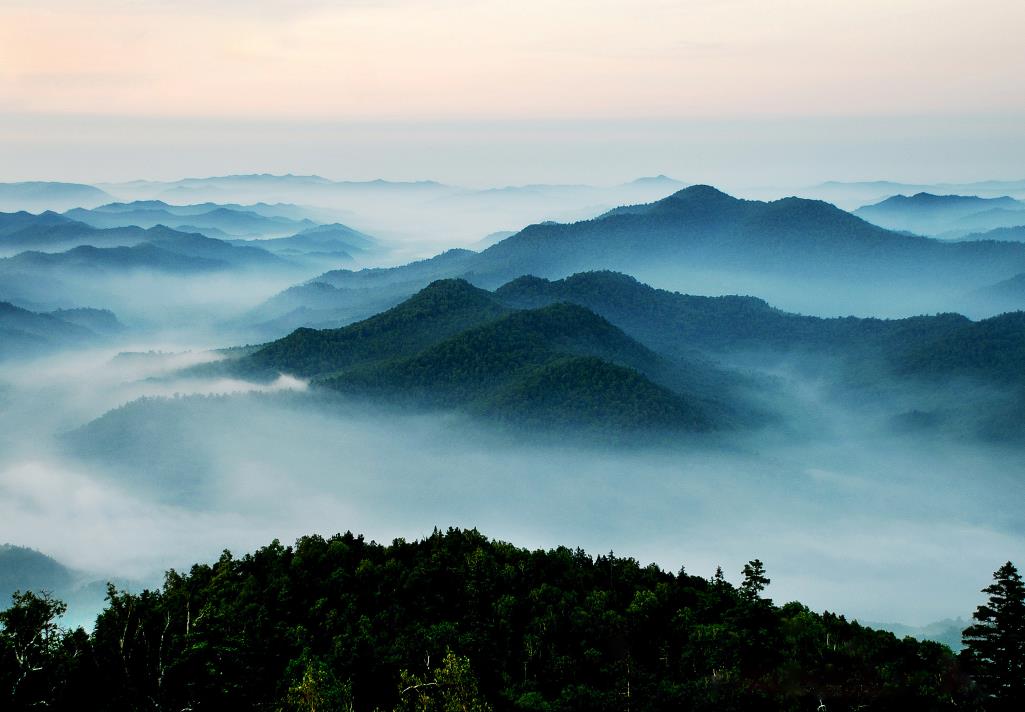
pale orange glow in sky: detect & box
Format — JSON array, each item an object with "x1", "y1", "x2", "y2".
[{"x1": 2, "y1": 0, "x2": 1024, "y2": 121}]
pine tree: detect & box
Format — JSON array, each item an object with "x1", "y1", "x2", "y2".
[
  {"x1": 740, "y1": 559, "x2": 770, "y2": 601},
  {"x1": 962, "y1": 561, "x2": 1025, "y2": 709}
]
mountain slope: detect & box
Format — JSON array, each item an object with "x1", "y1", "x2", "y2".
[
  {"x1": 229, "y1": 279, "x2": 738, "y2": 432},
  {"x1": 314, "y1": 301, "x2": 720, "y2": 432},
  {"x1": 492, "y1": 271, "x2": 1020, "y2": 379},
  {"x1": 241, "y1": 279, "x2": 509, "y2": 378}
]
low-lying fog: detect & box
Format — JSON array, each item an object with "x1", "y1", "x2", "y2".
[{"x1": 2, "y1": 340, "x2": 1022, "y2": 632}]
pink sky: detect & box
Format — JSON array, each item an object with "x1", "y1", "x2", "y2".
[
  {"x1": 3, "y1": 0, "x2": 1024, "y2": 120},
  {"x1": 1, "y1": 0, "x2": 1023, "y2": 184}
]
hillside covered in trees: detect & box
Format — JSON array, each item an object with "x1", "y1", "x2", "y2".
[
  {"x1": 206, "y1": 278, "x2": 758, "y2": 434},
  {"x1": 0, "y1": 528, "x2": 984, "y2": 711}
]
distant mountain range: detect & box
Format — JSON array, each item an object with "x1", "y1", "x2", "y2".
[
  {"x1": 0, "y1": 211, "x2": 307, "y2": 269},
  {"x1": 247, "y1": 185, "x2": 1025, "y2": 331},
  {"x1": 0, "y1": 212, "x2": 313, "y2": 314},
  {"x1": 854, "y1": 193, "x2": 1025, "y2": 237},
  {"x1": 804, "y1": 179, "x2": 1025, "y2": 210},
  {"x1": 0, "y1": 182, "x2": 114, "y2": 212},
  {"x1": 89, "y1": 173, "x2": 691, "y2": 244},
  {"x1": 65, "y1": 201, "x2": 318, "y2": 238}
]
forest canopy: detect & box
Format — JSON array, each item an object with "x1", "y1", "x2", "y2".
[{"x1": 0, "y1": 528, "x2": 999, "y2": 711}]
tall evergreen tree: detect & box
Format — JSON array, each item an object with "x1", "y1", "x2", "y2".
[
  {"x1": 962, "y1": 561, "x2": 1025, "y2": 709},
  {"x1": 740, "y1": 559, "x2": 770, "y2": 601}
]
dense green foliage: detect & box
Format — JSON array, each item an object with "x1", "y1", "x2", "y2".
[
  {"x1": 248, "y1": 279, "x2": 509, "y2": 378},
  {"x1": 225, "y1": 269, "x2": 1025, "y2": 437},
  {"x1": 318, "y1": 302, "x2": 719, "y2": 433},
  {"x1": 492, "y1": 271, "x2": 1025, "y2": 439},
  {"x1": 238, "y1": 282, "x2": 732, "y2": 433},
  {"x1": 0, "y1": 529, "x2": 978, "y2": 710}
]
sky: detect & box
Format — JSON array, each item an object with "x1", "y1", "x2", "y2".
[{"x1": 1, "y1": 0, "x2": 1024, "y2": 185}]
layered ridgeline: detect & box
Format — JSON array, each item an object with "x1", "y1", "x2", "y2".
[
  {"x1": 0, "y1": 301, "x2": 123, "y2": 360},
  {"x1": 212, "y1": 279, "x2": 743, "y2": 433},
  {"x1": 62, "y1": 201, "x2": 384, "y2": 265},
  {"x1": 0, "y1": 211, "x2": 290, "y2": 269},
  {"x1": 854, "y1": 193, "x2": 1025, "y2": 237},
  {"x1": 96, "y1": 173, "x2": 692, "y2": 244},
  {"x1": 0, "y1": 529, "x2": 970, "y2": 711},
  {"x1": 249, "y1": 185, "x2": 1025, "y2": 331},
  {"x1": 64, "y1": 200, "x2": 318, "y2": 238},
  {"x1": 0, "y1": 211, "x2": 320, "y2": 314},
  {"x1": 222, "y1": 272, "x2": 1025, "y2": 440}
]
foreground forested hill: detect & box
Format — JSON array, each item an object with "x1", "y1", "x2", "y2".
[{"x1": 0, "y1": 528, "x2": 971, "y2": 711}]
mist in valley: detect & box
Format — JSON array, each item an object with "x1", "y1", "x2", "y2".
[
  {"x1": 2, "y1": 328, "x2": 1022, "y2": 633},
  {"x1": 3, "y1": 176, "x2": 1025, "y2": 650}
]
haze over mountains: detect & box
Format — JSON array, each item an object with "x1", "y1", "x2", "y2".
[
  {"x1": 854, "y1": 193, "x2": 1025, "y2": 237},
  {"x1": 3, "y1": 171, "x2": 1025, "y2": 654},
  {"x1": 246, "y1": 185, "x2": 1025, "y2": 333}
]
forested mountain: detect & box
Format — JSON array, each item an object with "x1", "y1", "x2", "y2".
[
  {"x1": 218, "y1": 279, "x2": 744, "y2": 433},
  {"x1": 319, "y1": 303, "x2": 718, "y2": 431},
  {"x1": 494, "y1": 271, "x2": 973, "y2": 366},
  {"x1": 854, "y1": 193, "x2": 1025, "y2": 236},
  {"x1": 257, "y1": 269, "x2": 1025, "y2": 391},
  {"x1": 494, "y1": 271, "x2": 1025, "y2": 437},
  {"x1": 0, "y1": 528, "x2": 971, "y2": 711},
  {"x1": 244, "y1": 279, "x2": 509, "y2": 378},
  {"x1": 228, "y1": 271, "x2": 1025, "y2": 440},
  {"x1": 252, "y1": 186, "x2": 1025, "y2": 330}
]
